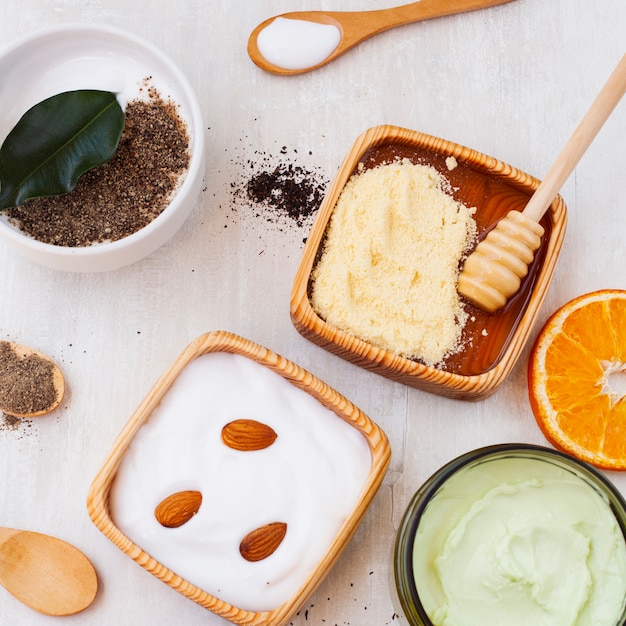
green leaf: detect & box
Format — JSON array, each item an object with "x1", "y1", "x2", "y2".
[{"x1": 0, "y1": 90, "x2": 125, "y2": 210}]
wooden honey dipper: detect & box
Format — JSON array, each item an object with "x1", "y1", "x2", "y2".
[{"x1": 458, "y1": 53, "x2": 626, "y2": 313}]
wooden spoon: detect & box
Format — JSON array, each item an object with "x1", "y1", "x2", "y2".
[
  {"x1": 0, "y1": 527, "x2": 98, "y2": 616},
  {"x1": 248, "y1": 0, "x2": 515, "y2": 75},
  {"x1": 0, "y1": 341, "x2": 65, "y2": 418},
  {"x1": 458, "y1": 53, "x2": 626, "y2": 313}
]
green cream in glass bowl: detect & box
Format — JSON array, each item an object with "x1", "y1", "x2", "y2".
[{"x1": 394, "y1": 444, "x2": 626, "y2": 626}]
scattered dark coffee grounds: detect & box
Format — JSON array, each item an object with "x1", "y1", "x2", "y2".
[
  {"x1": 245, "y1": 163, "x2": 326, "y2": 227},
  {"x1": 7, "y1": 85, "x2": 190, "y2": 247},
  {"x1": 0, "y1": 412, "x2": 35, "y2": 437},
  {"x1": 230, "y1": 147, "x2": 328, "y2": 230},
  {"x1": 0, "y1": 341, "x2": 58, "y2": 415}
]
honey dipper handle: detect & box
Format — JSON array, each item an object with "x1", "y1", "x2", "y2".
[{"x1": 523, "y1": 53, "x2": 626, "y2": 223}]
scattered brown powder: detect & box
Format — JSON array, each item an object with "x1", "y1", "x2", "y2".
[
  {"x1": 8, "y1": 85, "x2": 190, "y2": 246},
  {"x1": 0, "y1": 412, "x2": 35, "y2": 438},
  {"x1": 1, "y1": 413, "x2": 21, "y2": 430},
  {"x1": 0, "y1": 341, "x2": 58, "y2": 415}
]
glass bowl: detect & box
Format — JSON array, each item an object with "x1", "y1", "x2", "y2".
[{"x1": 394, "y1": 444, "x2": 626, "y2": 626}]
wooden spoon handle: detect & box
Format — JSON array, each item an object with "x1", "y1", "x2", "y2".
[
  {"x1": 523, "y1": 53, "x2": 626, "y2": 223},
  {"x1": 318, "y1": 0, "x2": 515, "y2": 49},
  {"x1": 341, "y1": 0, "x2": 514, "y2": 32}
]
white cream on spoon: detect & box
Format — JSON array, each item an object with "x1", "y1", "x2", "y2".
[{"x1": 256, "y1": 17, "x2": 341, "y2": 71}]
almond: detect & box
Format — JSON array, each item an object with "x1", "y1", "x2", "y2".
[
  {"x1": 221, "y1": 419, "x2": 277, "y2": 451},
  {"x1": 239, "y1": 521, "x2": 287, "y2": 562},
  {"x1": 154, "y1": 490, "x2": 202, "y2": 528}
]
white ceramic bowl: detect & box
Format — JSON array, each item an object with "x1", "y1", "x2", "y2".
[{"x1": 0, "y1": 23, "x2": 205, "y2": 272}]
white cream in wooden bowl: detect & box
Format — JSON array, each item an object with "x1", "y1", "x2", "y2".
[{"x1": 109, "y1": 350, "x2": 373, "y2": 612}]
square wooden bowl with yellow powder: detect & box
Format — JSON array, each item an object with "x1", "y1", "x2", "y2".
[{"x1": 290, "y1": 125, "x2": 567, "y2": 400}]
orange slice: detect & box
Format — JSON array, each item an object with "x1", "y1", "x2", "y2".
[{"x1": 528, "y1": 289, "x2": 626, "y2": 470}]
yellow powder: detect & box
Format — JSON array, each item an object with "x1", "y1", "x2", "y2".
[{"x1": 311, "y1": 158, "x2": 477, "y2": 366}]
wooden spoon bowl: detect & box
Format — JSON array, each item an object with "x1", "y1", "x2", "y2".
[
  {"x1": 0, "y1": 527, "x2": 98, "y2": 616},
  {"x1": 248, "y1": 0, "x2": 515, "y2": 75}
]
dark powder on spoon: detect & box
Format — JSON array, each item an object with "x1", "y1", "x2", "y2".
[{"x1": 0, "y1": 341, "x2": 58, "y2": 416}]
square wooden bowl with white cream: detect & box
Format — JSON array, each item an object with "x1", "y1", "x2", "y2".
[
  {"x1": 290, "y1": 125, "x2": 567, "y2": 400},
  {"x1": 87, "y1": 331, "x2": 390, "y2": 626}
]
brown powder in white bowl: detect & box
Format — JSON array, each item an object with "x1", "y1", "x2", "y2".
[
  {"x1": 311, "y1": 158, "x2": 477, "y2": 367},
  {"x1": 7, "y1": 87, "x2": 190, "y2": 247}
]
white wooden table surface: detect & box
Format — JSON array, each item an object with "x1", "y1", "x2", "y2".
[{"x1": 0, "y1": 1, "x2": 625, "y2": 624}]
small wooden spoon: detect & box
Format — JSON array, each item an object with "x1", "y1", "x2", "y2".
[
  {"x1": 0, "y1": 341, "x2": 65, "y2": 418},
  {"x1": 0, "y1": 527, "x2": 98, "y2": 616},
  {"x1": 248, "y1": 0, "x2": 515, "y2": 75},
  {"x1": 458, "y1": 54, "x2": 626, "y2": 313}
]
